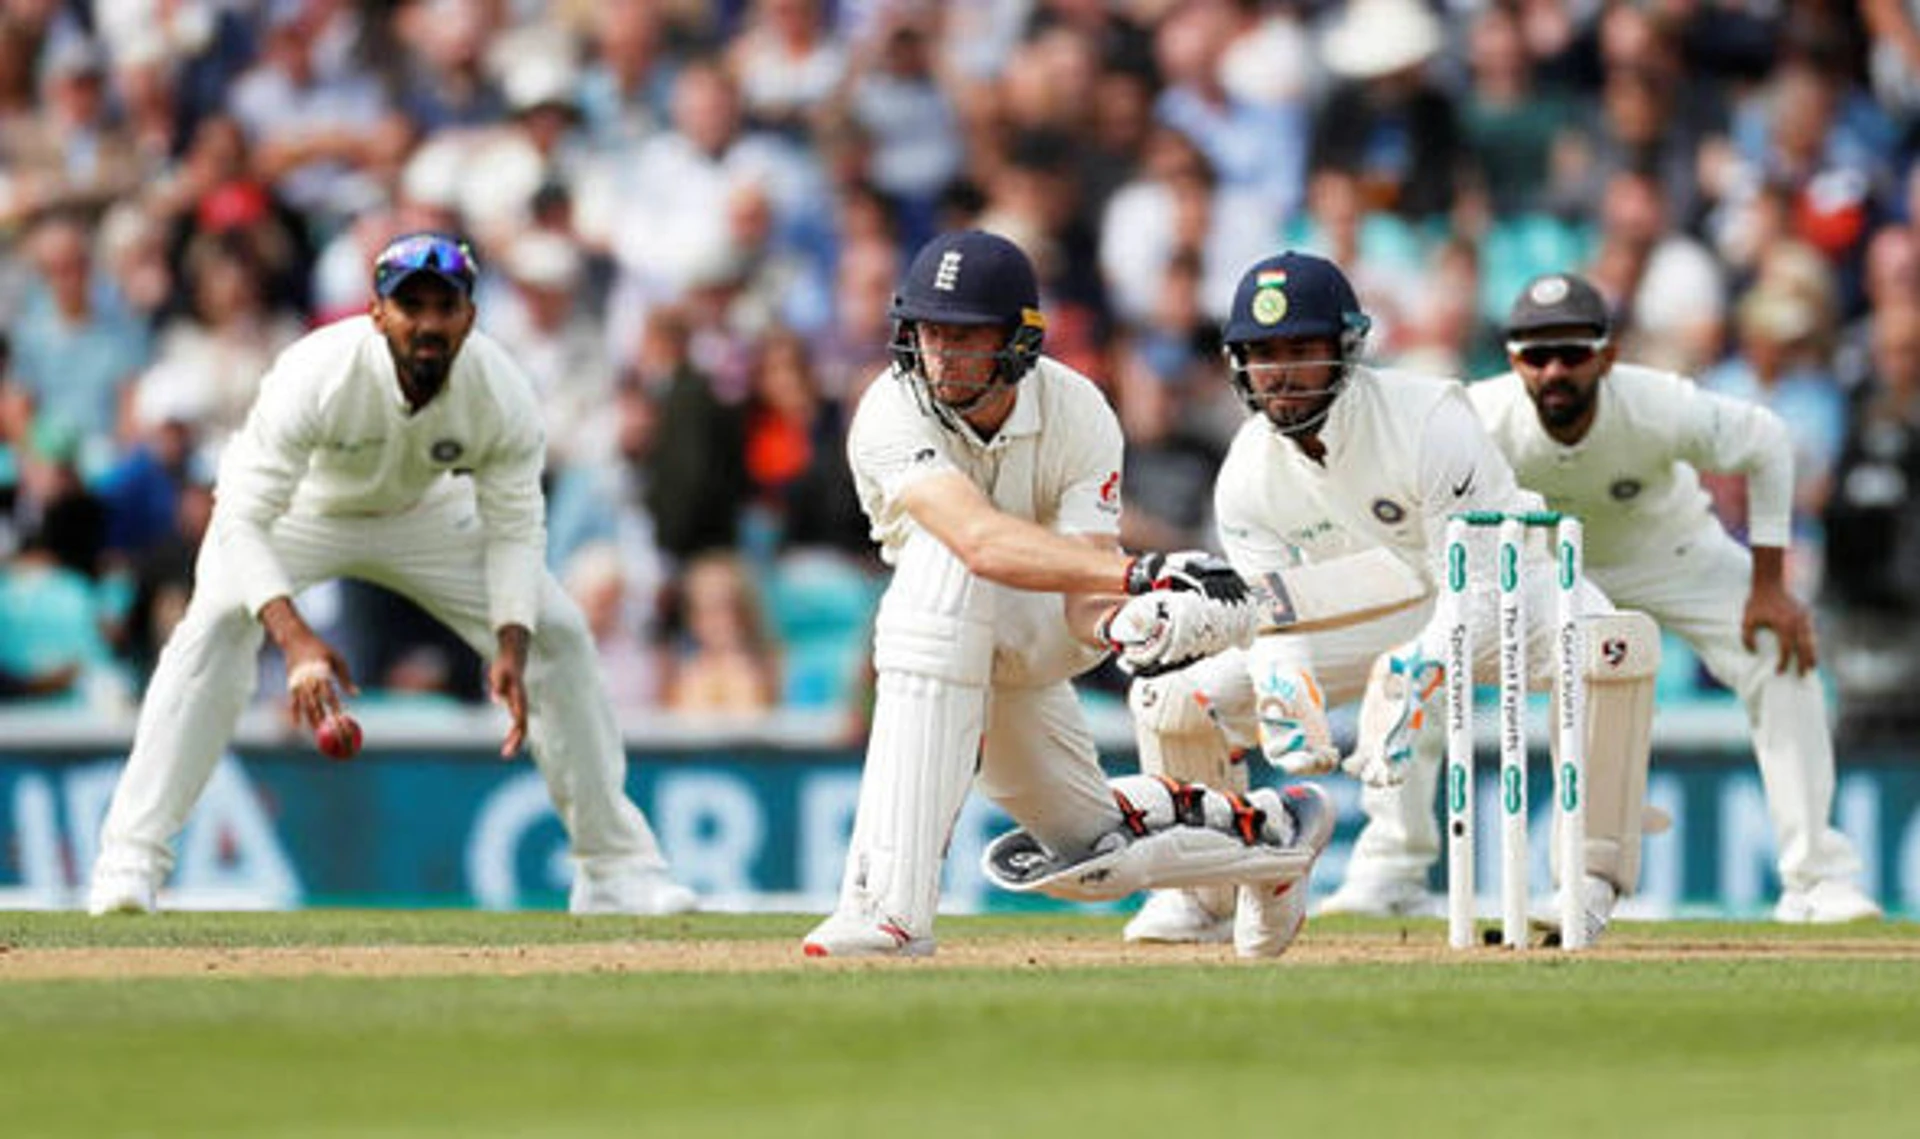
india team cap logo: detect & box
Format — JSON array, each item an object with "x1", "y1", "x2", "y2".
[
  {"x1": 1252, "y1": 269, "x2": 1290, "y2": 325},
  {"x1": 1529, "y1": 276, "x2": 1572, "y2": 306}
]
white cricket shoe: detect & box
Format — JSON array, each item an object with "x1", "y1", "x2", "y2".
[
  {"x1": 1234, "y1": 784, "x2": 1335, "y2": 959},
  {"x1": 801, "y1": 910, "x2": 934, "y2": 959},
  {"x1": 1316, "y1": 876, "x2": 1437, "y2": 918},
  {"x1": 88, "y1": 867, "x2": 158, "y2": 916},
  {"x1": 1123, "y1": 889, "x2": 1233, "y2": 944},
  {"x1": 1774, "y1": 879, "x2": 1884, "y2": 924},
  {"x1": 1530, "y1": 874, "x2": 1617, "y2": 946},
  {"x1": 569, "y1": 866, "x2": 699, "y2": 916}
]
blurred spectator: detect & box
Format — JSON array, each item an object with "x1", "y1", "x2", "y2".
[
  {"x1": 229, "y1": 4, "x2": 398, "y2": 234},
  {"x1": 1822, "y1": 300, "x2": 1920, "y2": 741},
  {"x1": 1837, "y1": 224, "x2": 1920, "y2": 392},
  {"x1": 1700, "y1": 284, "x2": 1847, "y2": 577},
  {"x1": 135, "y1": 232, "x2": 305, "y2": 449},
  {"x1": 1154, "y1": 0, "x2": 1304, "y2": 223},
  {"x1": 740, "y1": 327, "x2": 866, "y2": 558},
  {"x1": 563, "y1": 540, "x2": 663, "y2": 708},
  {"x1": 1590, "y1": 166, "x2": 1727, "y2": 375},
  {"x1": 1718, "y1": 54, "x2": 1896, "y2": 290},
  {"x1": 7, "y1": 215, "x2": 152, "y2": 471},
  {"x1": 7, "y1": 419, "x2": 107, "y2": 578},
  {"x1": 661, "y1": 550, "x2": 781, "y2": 715},
  {"x1": 1111, "y1": 350, "x2": 1221, "y2": 555},
  {"x1": 1310, "y1": 0, "x2": 1459, "y2": 223},
  {"x1": 1399, "y1": 235, "x2": 1503, "y2": 378},
  {"x1": 812, "y1": 188, "x2": 899, "y2": 400},
  {"x1": 456, "y1": 52, "x2": 591, "y2": 252},
  {"x1": 1282, "y1": 163, "x2": 1426, "y2": 354},
  {"x1": 483, "y1": 230, "x2": 611, "y2": 466},
  {"x1": 0, "y1": 36, "x2": 143, "y2": 226},
  {"x1": 837, "y1": 11, "x2": 961, "y2": 235},
  {"x1": 601, "y1": 58, "x2": 827, "y2": 359},
  {"x1": 1100, "y1": 125, "x2": 1268, "y2": 328},
  {"x1": 727, "y1": 0, "x2": 846, "y2": 137},
  {"x1": 637, "y1": 306, "x2": 750, "y2": 558},
  {"x1": 1458, "y1": 2, "x2": 1582, "y2": 219},
  {"x1": 577, "y1": 0, "x2": 679, "y2": 153},
  {"x1": 546, "y1": 379, "x2": 672, "y2": 654},
  {"x1": 115, "y1": 477, "x2": 212, "y2": 684},
  {"x1": 0, "y1": 518, "x2": 125, "y2": 710},
  {"x1": 389, "y1": 0, "x2": 507, "y2": 132}
]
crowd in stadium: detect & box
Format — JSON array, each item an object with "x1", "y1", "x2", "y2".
[{"x1": 0, "y1": 0, "x2": 1916, "y2": 741}]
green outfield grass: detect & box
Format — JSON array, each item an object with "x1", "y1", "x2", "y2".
[{"x1": 2, "y1": 912, "x2": 1917, "y2": 1138}]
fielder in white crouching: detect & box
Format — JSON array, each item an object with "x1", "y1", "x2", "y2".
[
  {"x1": 88, "y1": 232, "x2": 695, "y2": 917},
  {"x1": 804, "y1": 230, "x2": 1333, "y2": 959},
  {"x1": 1125, "y1": 252, "x2": 1655, "y2": 944},
  {"x1": 1441, "y1": 272, "x2": 1874, "y2": 923}
]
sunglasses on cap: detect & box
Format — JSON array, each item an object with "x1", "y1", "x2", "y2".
[
  {"x1": 1507, "y1": 337, "x2": 1608, "y2": 369},
  {"x1": 374, "y1": 233, "x2": 479, "y2": 297}
]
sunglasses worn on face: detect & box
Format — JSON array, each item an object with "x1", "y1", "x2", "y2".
[
  {"x1": 1509, "y1": 339, "x2": 1606, "y2": 369},
  {"x1": 374, "y1": 234, "x2": 478, "y2": 295}
]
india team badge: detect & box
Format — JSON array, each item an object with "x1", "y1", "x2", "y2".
[{"x1": 1252, "y1": 268, "x2": 1289, "y2": 325}]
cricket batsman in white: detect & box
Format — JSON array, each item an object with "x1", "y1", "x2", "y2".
[
  {"x1": 1123, "y1": 251, "x2": 1663, "y2": 946},
  {"x1": 803, "y1": 230, "x2": 1339, "y2": 959},
  {"x1": 1324, "y1": 271, "x2": 1876, "y2": 923},
  {"x1": 88, "y1": 232, "x2": 696, "y2": 917}
]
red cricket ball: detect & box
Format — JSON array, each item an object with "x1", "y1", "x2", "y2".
[{"x1": 315, "y1": 713, "x2": 363, "y2": 761}]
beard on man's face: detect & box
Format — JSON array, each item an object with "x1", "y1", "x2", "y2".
[
  {"x1": 1533, "y1": 379, "x2": 1591, "y2": 427},
  {"x1": 396, "y1": 331, "x2": 453, "y2": 391}
]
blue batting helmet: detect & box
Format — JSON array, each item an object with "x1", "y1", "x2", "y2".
[
  {"x1": 888, "y1": 230, "x2": 1047, "y2": 431},
  {"x1": 1221, "y1": 251, "x2": 1372, "y2": 437}
]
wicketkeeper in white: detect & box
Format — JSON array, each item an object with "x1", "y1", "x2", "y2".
[
  {"x1": 1327, "y1": 271, "x2": 1876, "y2": 923},
  {"x1": 804, "y1": 230, "x2": 1338, "y2": 959},
  {"x1": 88, "y1": 232, "x2": 696, "y2": 917},
  {"x1": 1123, "y1": 252, "x2": 1662, "y2": 945}
]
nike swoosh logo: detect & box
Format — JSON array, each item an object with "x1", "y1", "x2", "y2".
[{"x1": 1452, "y1": 471, "x2": 1475, "y2": 497}]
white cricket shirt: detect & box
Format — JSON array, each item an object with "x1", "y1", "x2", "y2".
[
  {"x1": 213, "y1": 315, "x2": 548, "y2": 630},
  {"x1": 1214, "y1": 365, "x2": 1544, "y2": 586},
  {"x1": 1468, "y1": 362, "x2": 1793, "y2": 567},
  {"x1": 847, "y1": 356, "x2": 1125, "y2": 563}
]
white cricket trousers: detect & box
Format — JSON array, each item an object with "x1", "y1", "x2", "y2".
[
  {"x1": 1586, "y1": 522, "x2": 1863, "y2": 893},
  {"x1": 833, "y1": 528, "x2": 1118, "y2": 938},
  {"x1": 92, "y1": 492, "x2": 671, "y2": 888}
]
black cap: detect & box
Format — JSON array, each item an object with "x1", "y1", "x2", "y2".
[{"x1": 1505, "y1": 273, "x2": 1611, "y2": 340}]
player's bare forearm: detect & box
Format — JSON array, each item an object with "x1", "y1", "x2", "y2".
[
  {"x1": 902, "y1": 474, "x2": 1130, "y2": 594},
  {"x1": 257, "y1": 596, "x2": 315, "y2": 651}
]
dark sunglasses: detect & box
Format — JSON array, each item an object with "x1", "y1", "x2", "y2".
[
  {"x1": 374, "y1": 234, "x2": 478, "y2": 294},
  {"x1": 1508, "y1": 338, "x2": 1607, "y2": 369}
]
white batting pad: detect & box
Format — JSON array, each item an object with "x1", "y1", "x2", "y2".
[{"x1": 1576, "y1": 610, "x2": 1660, "y2": 893}]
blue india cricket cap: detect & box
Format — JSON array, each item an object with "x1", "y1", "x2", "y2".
[{"x1": 373, "y1": 232, "x2": 479, "y2": 298}]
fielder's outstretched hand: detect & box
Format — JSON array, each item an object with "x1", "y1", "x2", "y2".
[
  {"x1": 492, "y1": 626, "x2": 532, "y2": 758},
  {"x1": 285, "y1": 641, "x2": 358, "y2": 731}
]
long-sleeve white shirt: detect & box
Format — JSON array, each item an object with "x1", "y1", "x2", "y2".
[
  {"x1": 212, "y1": 315, "x2": 548, "y2": 631},
  {"x1": 1214, "y1": 365, "x2": 1544, "y2": 589},
  {"x1": 847, "y1": 357, "x2": 1125, "y2": 564},
  {"x1": 1467, "y1": 362, "x2": 1794, "y2": 567}
]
